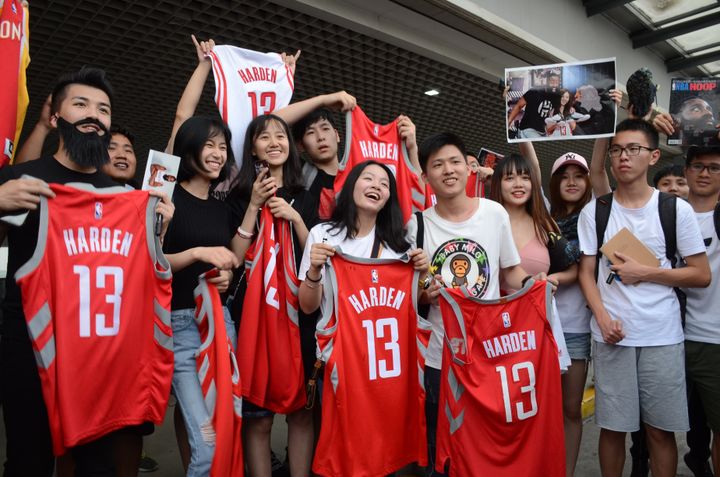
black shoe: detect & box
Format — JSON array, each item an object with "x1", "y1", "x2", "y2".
[
  {"x1": 630, "y1": 456, "x2": 649, "y2": 477},
  {"x1": 138, "y1": 453, "x2": 159, "y2": 473},
  {"x1": 684, "y1": 453, "x2": 714, "y2": 477},
  {"x1": 271, "y1": 450, "x2": 289, "y2": 477}
]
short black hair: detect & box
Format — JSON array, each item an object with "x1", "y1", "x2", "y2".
[
  {"x1": 110, "y1": 125, "x2": 135, "y2": 147},
  {"x1": 174, "y1": 116, "x2": 234, "y2": 188},
  {"x1": 418, "y1": 132, "x2": 467, "y2": 172},
  {"x1": 50, "y1": 67, "x2": 114, "y2": 115},
  {"x1": 614, "y1": 118, "x2": 659, "y2": 149},
  {"x1": 291, "y1": 108, "x2": 338, "y2": 142},
  {"x1": 652, "y1": 164, "x2": 685, "y2": 187}
]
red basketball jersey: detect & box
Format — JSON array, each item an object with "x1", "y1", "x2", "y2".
[
  {"x1": 15, "y1": 183, "x2": 173, "y2": 455},
  {"x1": 0, "y1": 0, "x2": 29, "y2": 166},
  {"x1": 238, "y1": 205, "x2": 305, "y2": 413},
  {"x1": 436, "y1": 281, "x2": 565, "y2": 477},
  {"x1": 194, "y1": 271, "x2": 243, "y2": 477},
  {"x1": 313, "y1": 251, "x2": 431, "y2": 477},
  {"x1": 336, "y1": 106, "x2": 424, "y2": 221}
]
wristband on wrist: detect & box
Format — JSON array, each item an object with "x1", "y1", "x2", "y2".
[
  {"x1": 306, "y1": 270, "x2": 322, "y2": 283},
  {"x1": 236, "y1": 227, "x2": 254, "y2": 240},
  {"x1": 521, "y1": 275, "x2": 533, "y2": 288}
]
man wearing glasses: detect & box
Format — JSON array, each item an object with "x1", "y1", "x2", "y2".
[
  {"x1": 577, "y1": 119, "x2": 710, "y2": 477},
  {"x1": 682, "y1": 145, "x2": 720, "y2": 477}
]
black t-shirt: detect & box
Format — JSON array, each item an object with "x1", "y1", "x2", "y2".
[
  {"x1": 306, "y1": 167, "x2": 336, "y2": 221},
  {"x1": 0, "y1": 156, "x2": 118, "y2": 336},
  {"x1": 163, "y1": 185, "x2": 238, "y2": 310},
  {"x1": 519, "y1": 88, "x2": 561, "y2": 132}
]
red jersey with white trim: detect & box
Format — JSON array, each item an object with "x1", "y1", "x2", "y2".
[
  {"x1": 209, "y1": 45, "x2": 294, "y2": 167},
  {"x1": 313, "y1": 251, "x2": 431, "y2": 477},
  {"x1": 238, "y1": 205, "x2": 305, "y2": 413},
  {"x1": 423, "y1": 171, "x2": 484, "y2": 209},
  {"x1": 436, "y1": 281, "x2": 565, "y2": 477},
  {"x1": 15, "y1": 183, "x2": 173, "y2": 455},
  {"x1": 336, "y1": 106, "x2": 423, "y2": 221},
  {"x1": 194, "y1": 271, "x2": 243, "y2": 477},
  {"x1": 0, "y1": 0, "x2": 30, "y2": 166}
]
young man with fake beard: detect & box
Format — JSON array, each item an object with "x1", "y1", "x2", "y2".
[{"x1": 0, "y1": 67, "x2": 172, "y2": 476}]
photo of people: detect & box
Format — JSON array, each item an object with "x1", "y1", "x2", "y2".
[
  {"x1": 505, "y1": 58, "x2": 617, "y2": 143},
  {"x1": 141, "y1": 149, "x2": 181, "y2": 198},
  {"x1": 667, "y1": 78, "x2": 720, "y2": 147}
]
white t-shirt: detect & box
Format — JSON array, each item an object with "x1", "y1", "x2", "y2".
[
  {"x1": 406, "y1": 198, "x2": 521, "y2": 369},
  {"x1": 683, "y1": 210, "x2": 720, "y2": 344},
  {"x1": 554, "y1": 283, "x2": 592, "y2": 333},
  {"x1": 578, "y1": 190, "x2": 706, "y2": 346},
  {"x1": 299, "y1": 222, "x2": 405, "y2": 280}
]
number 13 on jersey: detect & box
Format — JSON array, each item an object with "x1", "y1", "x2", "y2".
[
  {"x1": 73, "y1": 265, "x2": 124, "y2": 338},
  {"x1": 362, "y1": 318, "x2": 401, "y2": 380}
]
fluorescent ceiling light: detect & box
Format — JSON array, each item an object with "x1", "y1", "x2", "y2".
[{"x1": 424, "y1": 89, "x2": 440, "y2": 96}]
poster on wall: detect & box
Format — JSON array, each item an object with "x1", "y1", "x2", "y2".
[
  {"x1": 505, "y1": 58, "x2": 617, "y2": 143},
  {"x1": 667, "y1": 78, "x2": 720, "y2": 147}
]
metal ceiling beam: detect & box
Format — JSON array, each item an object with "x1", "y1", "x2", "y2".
[
  {"x1": 666, "y1": 50, "x2": 720, "y2": 72},
  {"x1": 584, "y1": 0, "x2": 633, "y2": 17},
  {"x1": 632, "y1": 11, "x2": 720, "y2": 48},
  {"x1": 655, "y1": 4, "x2": 720, "y2": 27}
]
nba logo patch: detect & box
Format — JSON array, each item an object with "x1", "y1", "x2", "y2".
[
  {"x1": 11, "y1": 2, "x2": 17, "y2": 14},
  {"x1": 502, "y1": 312, "x2": 511, "y2": 328},
  {"x1": 371, "y1": 269, "x2": 379, "y2": 283},
  {"x1": 373, "y1": 125, "x2": 379, "y2": 136},
  {"x1": 94, "y1": 202, "x2": 103, "y2": 220}
]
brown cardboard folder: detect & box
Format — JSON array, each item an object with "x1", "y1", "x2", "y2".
[{"x1": 599, "y1": 227, "x2": 659, "y2": 267}]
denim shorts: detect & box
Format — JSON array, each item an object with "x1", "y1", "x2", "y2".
[
  {"x1": 563, "y1": 332, "x2": 591, "y2": 361},
  {"x1": 242, "y1": 399, "x2": 275, "y2": 419}
]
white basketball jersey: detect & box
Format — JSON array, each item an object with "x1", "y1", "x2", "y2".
[{"x1": 209, "y1": 45, "x2": 295, "y2": 169}]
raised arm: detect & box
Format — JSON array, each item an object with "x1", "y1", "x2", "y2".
[
  {"x1": 518, "y1": 141, "x2": 541, "y2": 182},
  {"x1": 166, "y1": 35, "x2": 215, "y2": 154},
  {"x1": 589, "y1": 89, "x2": 623, "y2": 196},
  {"x1": 14, "y1": 95, "x2": 52, "y2": 164},
  {"x1": 590, "y1": 138, "x2": 612, "y2": 196},
  {"x1": 397, "y1": 114, "x2": 422, "y2": 181},
  {"x1": 273, "y1": 91, "x2": 356, "y2": 126}
]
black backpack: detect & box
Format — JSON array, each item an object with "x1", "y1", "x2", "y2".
[{"x1": 594, "y1": 191, "x2": 686, "y2": 319}]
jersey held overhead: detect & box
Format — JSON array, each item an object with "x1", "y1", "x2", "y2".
[{"x1": 336, "y1": 106, "x2": 423, "y2": 221}]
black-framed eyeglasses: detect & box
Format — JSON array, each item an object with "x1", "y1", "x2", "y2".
[
  {"x1": 688, "y1": 163, "x2": 720, "y2": 175},
  {"x1": 607, "y1": 144, "x2": 655, "y2": 158}
]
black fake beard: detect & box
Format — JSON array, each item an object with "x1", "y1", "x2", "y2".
[{"x1": 57, "y1": 116, "x2": 111, "y2": 169}]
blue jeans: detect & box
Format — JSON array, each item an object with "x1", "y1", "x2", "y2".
[
  {"x1": 424, "y1": 366, "x2": 446, "y2": 477},
  {"x1": 171, "y1": 307, "x2": 237, "y2": 477},
  {"x1": 519, "y1": 127, "x2": 544, "y2": 138}
]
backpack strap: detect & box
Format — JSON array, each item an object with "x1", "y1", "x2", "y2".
[
  {"x1": 594, "y1": 192, "x2": 613, "y2": 282},
  {"x1": 657, "y1": 192, "x2": 686, "y2": 323},
  {"x1": 714, "y1": 202, "x2": 720, "y2": 240},
  {"x1": 414, "y1": 210, "x2": 430, "y2": 319},
  {"x1": 657, "y1": 192, "x2": 677, "y2": 266},
  {"x1": 414, "y1": 210, "x2": 424, "y2": 249}
]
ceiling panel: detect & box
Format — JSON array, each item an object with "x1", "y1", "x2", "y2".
[{"x1": 21, "y1": 0, "x2": 642, "y2": 183}]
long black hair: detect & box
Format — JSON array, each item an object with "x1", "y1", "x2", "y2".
[
  {"x1": 234, "y1": 114, "x2": 304, "y2": 199},
  {"x1": 328, "y1": 160, "x2": 411, "y2": 254},
  {"x1": 489, "y1": 153, "x2": 559, "y2": 242},
  {"x1": 174, "y1": 116, "x2": 234, "y2": 189}
]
